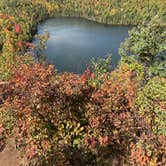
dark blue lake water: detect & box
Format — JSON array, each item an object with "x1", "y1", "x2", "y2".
[{"x1": 37, "y1": 18, "x2": 131, "y2": 73}]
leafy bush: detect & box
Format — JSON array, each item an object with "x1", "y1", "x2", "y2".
[
  {"x1": 135, "y1": 77, "x2": 166, "y2": 136},
  {"x1": 119, "y1": 19, "x2": 166, "y2": 67},
  {"x1": 0, "y1": 61, "x2": 95, "y2": 165}
]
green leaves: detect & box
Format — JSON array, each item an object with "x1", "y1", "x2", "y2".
[
  {"x1": 120, "y1": 19, "x2": 166, "y2": 67},
  {"x1": 135, "y1": 77, "x2": 166, "y2": 136}
]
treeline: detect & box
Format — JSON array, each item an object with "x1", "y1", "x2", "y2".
[
  {"x1": 0, "y1": 0, "x2": 166, "y2": 50},
  {"x1": 58, "y1": 0, "x2": 166, "y2": 25}
]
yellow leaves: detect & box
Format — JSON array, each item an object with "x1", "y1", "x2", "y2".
[
  {"x1": 109, "y1": 8, "x2": 117, "y2": 15},
  {"x1": 45, "y1": 3, "x2": 54, "y2": 14},
  {"x1": 2, "y1": 28, "x2": 10, "y2": 34}
]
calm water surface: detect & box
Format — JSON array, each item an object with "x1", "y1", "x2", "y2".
[{"x1": 37, "y1": 18, "x2": 131, "y2": 73}]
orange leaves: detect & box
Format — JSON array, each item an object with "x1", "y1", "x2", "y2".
[
  {"x1": 0, "y1": 60, "x2": 164, "y2": 165},
  {"x1": 0, "y1": 62, "x2": 94, "y2": 160},
  {"x1": 92, "y1": 65, "x2": 137, "y2": 112},
  {"x1": 130, "y1": 143, "x2": 152, "y2": 166},
  {"x1": 1, "y1": 14, "x2": 22, "y2": 34},
  {"x1": 129, "y1": 133, "x2": 166, "y2": 165},
  {"x1": 3, "y1": 28, "x2": 10, "y2": 34},
  {"x1": 83, "y1": 65, "x2": 145, "y2": 161},
  {"x1": 0, "y1": 14, "x2": 13, "y2": 20},
  {"x1": 12, "y1": 63, "x2": 54, "y2": 87},
  {"x1": 25, "y1": 143, "x2": 38, "y2": 159},
  {"x1": 0, "y1": 124, "x2": 4, "y2": 135},
  {"x1": 99, "y1": 135, "x2": 109, "y2": 146},
  {"x1": 17, "y1": 41, "x2": 24, "y2": 48},
  {"x1": 41, "y1": 140, "x2": 51, "y2": 151},
  {"x1": 89, "y1": 117, "x2": 100, "y2": 128}
]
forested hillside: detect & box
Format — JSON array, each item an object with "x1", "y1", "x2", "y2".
[
  {"x1": 0, "y1": 0, "x2": 166, "y2": 165},
  {"x1": 58, "y1": 0, "x2": 166, "y2": 24}
]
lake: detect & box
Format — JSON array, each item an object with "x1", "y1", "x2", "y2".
[{"x1": 36, "y1": 18, "x2": 131, "y2": 73}]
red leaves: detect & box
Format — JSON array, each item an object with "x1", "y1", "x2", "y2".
[
  {"x1": 0, "y1": 63, "x2": 164, "y2": 165},
  {"x1": 14, "y1": 23, "x2": 22, "y2": 34},
  {"x1": 17, "y1": 41, "x2": 24, "y2": 48},
  {"x1": 12, "y1": 63, "x2": 54, "y2": 87},
  {"x1": 24, "y1": 42, "x2": 35, "y2": 49},
  {"x1": 81, "y1": 67, "x2": 96, "y2": 82},
  {"x1": 99, "y1": 135, "x2": 109, "y2": 146},
  {"x1": 85, "y1": 136, "x2": 97, "y2": 149},
  {"x1": 89, "y1": 117, "x2": 100, "y2": 128},
  {"x1": 0, "y1": 62, "x2": 95, "y2": 159}
]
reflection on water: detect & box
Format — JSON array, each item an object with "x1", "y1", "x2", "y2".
[{"x1": 36, "y1": 17, "x2": 131, "y2": 73}]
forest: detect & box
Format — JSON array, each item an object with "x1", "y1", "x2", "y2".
[{"x1": 0, "y1": 0, "x2": 166, "y2": 165}]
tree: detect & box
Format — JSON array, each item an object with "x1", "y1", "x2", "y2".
[{"x1": 119, "y1": 18, "x2": 166, "y2": 67}]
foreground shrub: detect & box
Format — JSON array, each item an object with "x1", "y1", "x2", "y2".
[
  {"x1": 0, "y1": 64, "x2": 165, "y2": 165},
  {"x1": 0, "y1": 62, "x2": 95, "y2": 165}
]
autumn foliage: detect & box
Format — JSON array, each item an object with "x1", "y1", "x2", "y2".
[
  {"x1": 0, "y1": 61, "x2": 165, "y2": 165},
  {"x1": 0, "y1": 0, "x2": 165, "y2": 165}
]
